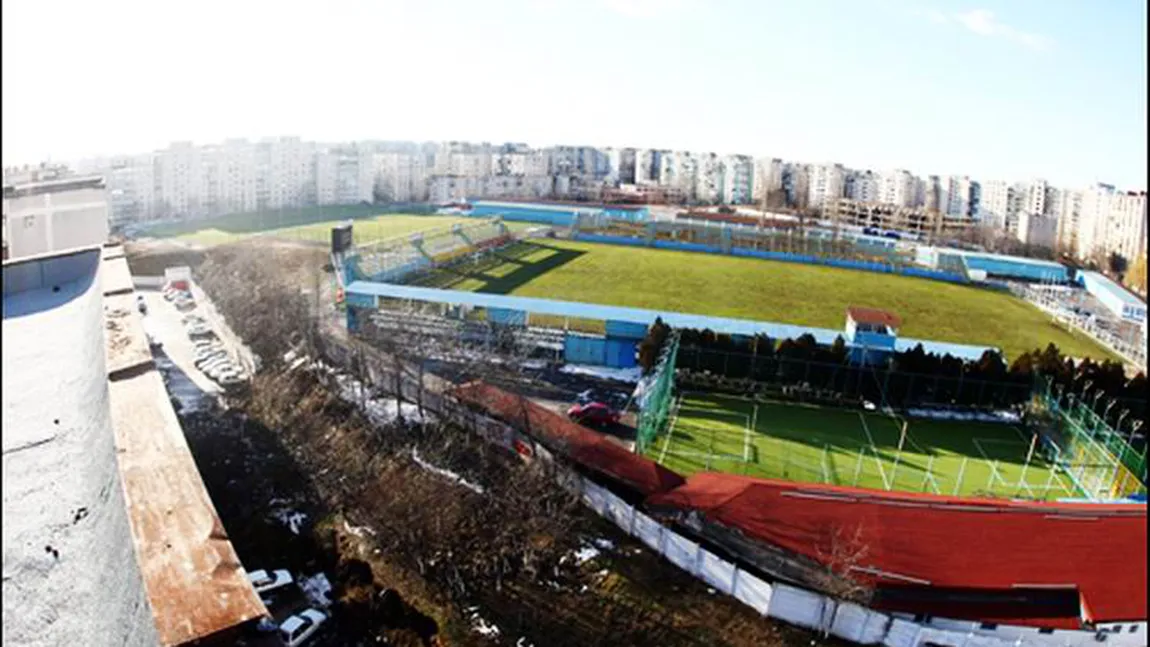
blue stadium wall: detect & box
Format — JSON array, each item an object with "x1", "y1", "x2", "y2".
[{"x1": 469, "y1": 201, "x2": 649, "y2": 227}]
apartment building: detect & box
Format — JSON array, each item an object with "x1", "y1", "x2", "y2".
[
  {"x1": 1055, "y1": 188, "x2": 1082, "y2": 252},
  {"x1": 878, "y1": 169, "x2": 917, "y2": 208},
  {"x1": 1074, "y1": 183, "x2": 1147, "y2": 263},
  {"x1": 783, "y1": 164, "x2": 810, "y2": 209},
  {"x1": 1016, "y1": 211, "x2": 1058, "y2": 248},
  {"x1": 1026, "y1": 178, "x2": 1049, "y2": 217},
  {"x1": 977, "y1": 179, "x2": 1012, "y2": 230},
  {"x1": 845, "y1": 170, "x2": 880, "y2": 204},
  {"x1": 373, "y1": 153, "x2": 430, "y2": 202},
  {"x1": 694, "y1": 153, "x2": 722, "y2": 204},
  {"x1": 807, "y1": 163, "x2": 845, "y2": 212},
  {"x1": 658, "y1": 151, "x2": 699, "y2": 203},
  {"x1": 428, "y1": 174, "x2": 552, "y2": 203},
  {"x1": 719, "y1": 156, "x2": 754, "y2": 205},
  {"x1": 942, "y1": 176, "x2": 978, "y2": 219},
  {"x1": 752, "y1": 157, "x2": 784, "y2": 204}
]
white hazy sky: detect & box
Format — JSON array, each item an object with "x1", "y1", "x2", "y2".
[{"x1": 2, "y1": 0, "x2": 1146, "y2": 189}]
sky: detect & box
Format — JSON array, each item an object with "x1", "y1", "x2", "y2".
[{"x1": 2, "y1": 0, "x2": 1146, "y2": 188}]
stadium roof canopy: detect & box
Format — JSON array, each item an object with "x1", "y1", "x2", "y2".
[
  {"x1": 648, "y1": 473, "x2": 1147, "y2": 629},
  {"x1": 1079, "y1": 270, "x2": 1146, "y2": 307},
  {"x1": 346, "y1": 280, "x2": 996, "y2": 360}
]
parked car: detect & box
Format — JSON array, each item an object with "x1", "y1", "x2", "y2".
[
  {"x1": 567, "y1": 401, "x2": 620, "y2": 426},
  {"x1": 136, "y1": 294, "x2": 148, "y2": 314},
  {"x1": 219, "y1": 373, "x2": 246, "y2": 388},
  {"x1": 194, "y1": 352, "x2": 228, "y2": 368},
  {"x1": 202, "y1": 358, "x2": 233, "y2": 376},
  {"x1": 247, "y1": 569, "x2": 293, "y2": 595},
  {"x1": 279, "y1": 609, "x2": 327, "y2": 647},
  {"x1": 182, "y1": 314, "x2": 206, "y2": 325},
  {"x1": 187, "y1": 324, "x2": 214, "y2": 338}
]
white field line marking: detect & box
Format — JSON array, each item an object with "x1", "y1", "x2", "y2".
[
  {"x1": 857, "y1": 413, "x2": 890, "y2": 490},
  {"x1": 971, "y1": 438, "x2": 1010, "y2": 486}
]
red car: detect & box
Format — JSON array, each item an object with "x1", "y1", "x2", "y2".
[{"x1": 567, "y1": 402, "x2": 620, "y2": 426}]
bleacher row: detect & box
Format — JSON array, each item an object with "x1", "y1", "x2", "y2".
[{"x1": 351, "y1": 219, "x2": 513, "y2": 283}]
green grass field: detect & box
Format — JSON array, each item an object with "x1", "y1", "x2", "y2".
[
  {"x1": 409, "y1": 239, "x2": 1116, "y2": 361},
  {"x1": 652, "y1": 393, "x2": 1079, "y2": 500},
  {"x1": 139, "y1": 205, "x2": 535, "y2": 248}
]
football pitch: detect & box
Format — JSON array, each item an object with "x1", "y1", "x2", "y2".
[
  {"x1": 648, "y1": 393, "x2": 1079, "y2": 500},
  {"x1": 141, "y1": 206, "x2": 533, "y2": 248},
  {"x1": 407, "y1": 239, "x2": 1116, "y2": 361}
]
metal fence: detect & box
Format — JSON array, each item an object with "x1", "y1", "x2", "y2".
[
  {"x1": 1032, "y1": 376, "x2": 1147, "y2": 499},
  {"x1": 676, "y1": 346, "x2": 1034, "y2": 410}
]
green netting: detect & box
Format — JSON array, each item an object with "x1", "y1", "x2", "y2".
[
  {"x1": 1031, "y1": 375, "x2": 1147, "y2": 500},
  {"x1": 636, "y1": 332, "x2": 680, "y2": 454}
]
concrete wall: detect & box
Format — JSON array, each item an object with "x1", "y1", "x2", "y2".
[
  {"x1": 2, "y1": 250, "x2": 158, "y2": 647},
  {"x1": 3, "y1": 186, "x2": 109, "y2": 260}
]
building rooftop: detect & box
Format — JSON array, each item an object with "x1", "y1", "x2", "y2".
[
  {"x1": 1079, "y1": 270, "x2": 1146, "y2": 308},
  {"x1": 2, "y1": 245, "x2": 266, "y2": 647},
  {"x1": 649, "y1": 474, "x2": 1147, "y2": 629},
  {"x1": 3, "y1": 174, "x2": 105, "y2": 198},
  {"x1": 846, "y1": 306, "x2": 902, "y2": 329}
]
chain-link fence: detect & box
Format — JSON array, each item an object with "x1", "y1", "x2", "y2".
[
  {"x1": 675, "y1": 345, "x2": 1033, "y2": 410},
  {"x1": 1031, "y1": 376, "x2": 1147, "y2": 499}
]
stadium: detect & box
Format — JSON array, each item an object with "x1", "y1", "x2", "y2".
[{"x1": 317, "y1": 199, "x2": 1147, "y2": 644}]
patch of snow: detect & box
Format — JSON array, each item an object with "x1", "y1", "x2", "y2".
[
  {"x1": 269, "y1": 507, "x2": 308, "y2": 535},
  {"x1": 343, "y1": 520, "x2": 376, "y2": 538},
  {"x1": 516, "y1": 638, "x2": 534, "y2": 647},
  {"x1": 411, "y1": 448, "x2": 485, "y2": 494},
  {"x1": 591, "y1": 538, "x2": 615, "y2": 551},
  {"x1": 560, "y1": 363, "x2": 643, "y2": 384},
  {"x1": 468, "y1": 608, "x2": 501, "y2": 637},
  {"x1": 573, "y1": 546, "x2": 600, "y2": 565},
  {"x1": 519, "y1": 359, "x2": 549, "y2": 370},
  {"x1": 299, "y1": 573, "x2": 334, "y2": 608}
]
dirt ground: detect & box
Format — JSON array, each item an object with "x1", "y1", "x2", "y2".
[{"x1": 138, "y1": 238, "x2": 841, "y2": 647}]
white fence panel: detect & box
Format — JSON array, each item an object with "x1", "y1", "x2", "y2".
[
  {"x1": 631, "y1": 510, "x2": 664, "y2": 553},
  {"x1": 604, "y1": 491, "x2": 635, "y2": 532},
  {"x1": 580, "y1": 480, "x2": 611, "y2": 515},
  {"x1": 697, "y1": 549, "x2": 737, "y2": 596},
  {"x1": 730, "y1": 569, "x2": 773, "y2": 615},
  {"x1": 830, "y1": 602, "x2": 889, "y2": 645},
  {"x1": 132, "y1": 275, "x2": 165, "y2": 288},
  {"x1": 767, "y1": 583, "x2": 828, "y2": 631},
  {"x1": 662, "y1": 530, "x2": 699, "y2": 573},
  {"x1": 882, "y1": 619, "x2": 923, "y2": 647}
]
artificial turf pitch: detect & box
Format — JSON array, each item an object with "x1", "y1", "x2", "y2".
[
  {"x1": 407, "y1": 239, "x2": 1116, "y2": 362},
  {"x1": 649, "y1": 393, "x2": 1079, "y2": 500}
]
